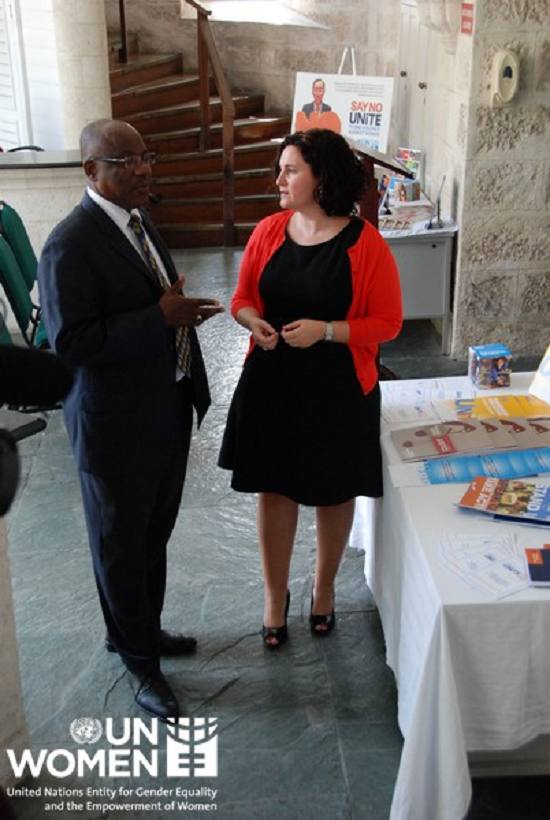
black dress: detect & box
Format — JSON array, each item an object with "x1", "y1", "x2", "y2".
[{"x1": 218, "y1": 217, "x2": 382, "y2": 506}]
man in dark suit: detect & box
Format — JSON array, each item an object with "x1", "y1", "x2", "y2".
[
  {"x1": 38, "y1": 118, "x2": 223, "y2": 720},
  {"x1": 301, "y1": 78, "x2": 332, "y2": 116}
]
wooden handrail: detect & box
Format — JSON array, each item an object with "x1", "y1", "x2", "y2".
[
  {"x1": 118, "y1": 0, "x2": 128, "y2": 64},
  {"x1": 184, "y1": 0, "x2": 236, "y2": 245},
  {"x1": 185, "y1": 0, "x2": 211, "y2": 16}
]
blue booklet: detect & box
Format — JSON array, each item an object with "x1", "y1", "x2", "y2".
[{"x1": 423, "y1": 447, "x2": 550, "y2": 485}]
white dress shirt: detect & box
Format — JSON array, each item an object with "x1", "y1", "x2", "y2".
[
  {"x1": 87, "y1": 187, "x2": 185, "y2": 381},
  {"x1": 86, "y1": 187, "x2": 170, "y2": 286}
]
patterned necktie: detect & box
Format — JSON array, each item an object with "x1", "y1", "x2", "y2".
[{"x1": 128, "y1": 213, "x2": 191, "y2": 376}]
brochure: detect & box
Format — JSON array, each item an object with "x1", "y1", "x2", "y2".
[
  {"x1": 458, "y1": 476, "x2": 550, "y2": 527},
  {"x1": 388, "y1": 447, "x2": 550, "y2": 488},
  {"x1": 394, "y1": 146, "x2": 424, "y2": 183},
  {"x1": 437, "y1": 394, "x2": 550, "y2": 421},
  {"x1": 440, "y1": 531, "x2": 527, "y2": 599},
  {"x1": 390, "y1": 417, "x2": 547, "y2": 463},
  {"x1": 391, "y1": 420, "x2": 494, "y2": 461}
]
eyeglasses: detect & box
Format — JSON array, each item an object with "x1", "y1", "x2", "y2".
[{"x1": 91, "y1": 151, "x2": 157, "y2": 169}]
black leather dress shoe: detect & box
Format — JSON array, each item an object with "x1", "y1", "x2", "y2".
[
  {"x1": 129, "y1": 672, "x2": 179, "y2": 721},
  {"x1": 105, "y1": 629, "x2": 197, "y2": 657},
  {"x1": 158, "y1": 630, "x2": 198, "y2": 655}
]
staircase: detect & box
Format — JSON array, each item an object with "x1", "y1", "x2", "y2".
[{"x1": 109, "y1": 50, "x2": 290, "y2": 248}]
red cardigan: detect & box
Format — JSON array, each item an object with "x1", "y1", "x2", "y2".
[{"x1": 231, "y1": 210, "x2": 403, "y2": 394}]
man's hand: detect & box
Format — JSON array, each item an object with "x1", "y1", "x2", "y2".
[
  {"x1": 159, "y1": 277, "x2": 224, "y2": 327},
  {"x1": 281, "y1": 319, "x2": 325, "y2": 348},
  {"x1": 249, "y1": 317, "x2": 279, "y2": 350}
]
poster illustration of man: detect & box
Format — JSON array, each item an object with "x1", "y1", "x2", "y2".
[
  {"x1": 295, "y1": 77, "x2": 342, "y2": 133},
  {"x1": 301, "y1": 78, "x2": 332, "y2": 115}
]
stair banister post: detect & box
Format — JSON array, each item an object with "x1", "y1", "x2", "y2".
[
  {"x1": 222, "y1": 111, "x2": 235, "y2": 246},
  {"x1": 196, "y1": 9, "x2": 212, "y2": 152},
  {"x1": 118, "y1": 0, "x2": 128, "y2": 64},
  {"x1": 184, "y1": 0, "x2": 236, "y2": 246}
]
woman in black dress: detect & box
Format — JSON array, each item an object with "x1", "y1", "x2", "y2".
[{"x1": 219, "y1": 130, "x2": 402, "y2": 647}]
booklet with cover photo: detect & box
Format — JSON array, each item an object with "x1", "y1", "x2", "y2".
[
  {"x1": 390, "y1": 417, "x2": 548, "y2": 462},
  {"x1": 458, "y1": 477, "x2": 550, "y2": 526},
  {"x1": 391, "y1": 420, "x2": 494, "y2": 461}
]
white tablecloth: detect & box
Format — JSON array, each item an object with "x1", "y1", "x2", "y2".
[{"x1": 350, "y1": 373, "x2": 550, "y2": 820}]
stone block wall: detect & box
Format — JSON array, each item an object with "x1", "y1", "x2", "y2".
[
  {"x1": 0, "y1": 167, "x2": 86, "y2": 257},
  {"x1": 451, "y1": 0, "x2": 550, "y2": 355},
  {"x1": 0, "y1": 166, "x2": 86, "y2": 332}
]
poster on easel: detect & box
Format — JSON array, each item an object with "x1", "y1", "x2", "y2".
[{"x1": 292, "y1": 71, "x2": 394, "y2": 152}]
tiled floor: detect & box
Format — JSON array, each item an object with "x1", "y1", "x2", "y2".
[{"x1": 4, "y1": 246, "x2": 546, "y2": 819}]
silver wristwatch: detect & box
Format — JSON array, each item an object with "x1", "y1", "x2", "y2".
[{"x1": 324, "y1": 322, "x2": 334, "y2": 342}]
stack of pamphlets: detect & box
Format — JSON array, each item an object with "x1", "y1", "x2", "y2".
[
  {"x1": 439, "y1": 531, "x2": 527, "y2": 599},
  {"x1": 391, "y1": 417, "x2": 550, "y2": 462},
  {"x1": 458, "y1": 477, "x2": 550, "y2": 527},
  {"x1": 436, "y1": 393, "x2": 550, "y2": 421},
  {"x1": 394, "y1": 146, "x2": 423, "y2": 181}
]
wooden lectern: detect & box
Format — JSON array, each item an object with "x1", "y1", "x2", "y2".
[{"x1": 347, "y1": 140, "x2": 414, "y2": 229}]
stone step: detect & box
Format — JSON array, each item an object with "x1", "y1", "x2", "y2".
[
  {"x1": 112, "y1": 74, "x2": 216, "y2": 117},
  {"x1": 158, "y1": 222, "x2": 255, "y2": 248},
  {"x1": 149, "y1": 193, "x2": 280, "y2": 223},
  {"x1": 152, "y1": 168, "x2": 274, "y2": 198},
  {"x1": 110, "y1": 54, "x2": 184, "y2": 94},
  {"x1": 147, "y1": 116, "x2": 290, "y2": 155},
  {"x1": 154, "y1": 141, "x2": 279, "y2": 176},
  {"x1": 128, "y1": 94, "x2": 265, "y2": 135}
]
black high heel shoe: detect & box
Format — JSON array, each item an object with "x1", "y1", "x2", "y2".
[
  {"x1": 262, "y1": 591, "x2": 290, "y2": 649},
  {"x1": 310, "y1": 592, "x2": 335, "y2": 636}
]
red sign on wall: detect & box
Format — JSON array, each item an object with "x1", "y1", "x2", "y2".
[{"x1": 461, "y1": 2, "x2": 474, "y2": 35}]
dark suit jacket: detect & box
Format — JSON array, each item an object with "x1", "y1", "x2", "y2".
[
  {"x1": 38, "y1": 192, "x2": 210, "y2": 477},
  {"x1": 301, "y1": 102, "x2": 332, "y2": 115}
]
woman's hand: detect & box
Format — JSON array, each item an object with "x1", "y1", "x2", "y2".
[
  {"x1": 281, "y1": 319, "x2": 326, "y2": 348},
  {"x1": 249, "y1": 316, "x2": 279, "y2": 350}
]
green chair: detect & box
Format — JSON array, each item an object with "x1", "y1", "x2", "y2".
[
  {"x1": 0, "y1": 201, "x2": 37, "y2": 291},
  {"x1": 0, "y1": 311, "x2": 13, "y2": 346},
  {"x1": 0, "y1": 235, "x2": 48, "y2": 348}
]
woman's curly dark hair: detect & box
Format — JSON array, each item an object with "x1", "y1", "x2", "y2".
[{"x1": 275, "y1": 129, "x2": 365, "y2": 216}]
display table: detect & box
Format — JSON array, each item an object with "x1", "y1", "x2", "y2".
[
  {"x1": 350, "y1": 373, "x2": 550, "y2": 820},
  {"x1": 380, "y1": 206, "x2": 457, "y2": 355}
]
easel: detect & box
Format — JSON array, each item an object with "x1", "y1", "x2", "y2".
[{"x1": 337, "y1": 46, "x2": 357, "y2": 76}]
